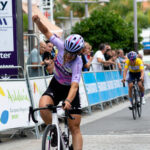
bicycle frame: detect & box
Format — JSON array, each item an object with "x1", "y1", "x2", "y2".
[
  {"x1": 29, "y1": 104, "x2": 74, "y2": 150},
  {"x1": 52, "y1": 109, "x2": 68, "y2": 150}
]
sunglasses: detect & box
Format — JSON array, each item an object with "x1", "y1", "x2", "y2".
[{"x1": 64, "y1": 50, "x2": 77, "y2": 57}]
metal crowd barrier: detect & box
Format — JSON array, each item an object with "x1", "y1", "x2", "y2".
[
  {"x1": 2, "y1": 64, "x2": 150, "y2": 139},
  {"x1": 0, "y1": 66, "x2": 36, "y2": 138}
]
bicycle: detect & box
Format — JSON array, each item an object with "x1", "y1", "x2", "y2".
[
  {"x1": 123, "y1": 79, "x2": 143, "y2": 120},
  {"x1": 29, "y1": 102, "x2": 74, "y2": 150}
]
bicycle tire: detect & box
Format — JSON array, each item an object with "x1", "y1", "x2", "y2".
[
  {"x1": 42, "y1": 124, "x2": 60, "y2": 150},
  {"x1": 132, "y1": 88, "x2": 137, "y2": 120},
  {"x1": 137, "y1": 93, "x2": 142, "y2": 118}
]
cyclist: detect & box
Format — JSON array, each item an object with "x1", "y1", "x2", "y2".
[
  {"x1": 33, "y1": 15, "x2": 84, "y2": 150},
  {"x1": 122, "y1": 51, "x2": 145, "y2": 110}
]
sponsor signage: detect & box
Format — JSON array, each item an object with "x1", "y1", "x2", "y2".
[{"x1": 0, "y1": 0, "x2": 17, "y2": 77}]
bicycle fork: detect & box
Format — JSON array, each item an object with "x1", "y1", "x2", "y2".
[{"x1": 52, "y1": 113, "x2": 65, "y2": 150}]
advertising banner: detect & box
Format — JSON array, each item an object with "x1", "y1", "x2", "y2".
[
  {"x1": 79, "y1": 77, "x2": 89, "y2": 108},
  {"x1": 0, "y1": 80, "x2": 34, "y2": 131},
  {"x1": 0, "y1": 0, "x2": 17, "y2": 76},
  {"x1": 29, "y1": 78, "x2": 47, "y2": 124},
  {"x1": 96, "y1": 72, "x2": 109, "y2": 102},
  {"x1": 82, "y1": 72, "x2": 100, "y2": 105}
]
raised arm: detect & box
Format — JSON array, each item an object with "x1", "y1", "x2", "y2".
[{"x1": 32, "y1": 15, "x2": 53, "y2": 39}]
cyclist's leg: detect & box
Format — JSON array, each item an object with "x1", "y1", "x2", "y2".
[
  {"x1": 136, "y1": 72, "x2": 145, "y2": 104},
  {"x1": 39, "y1": 95, "x2": 54, "y2": 124},
  {"x1": 138, "y1": 81, "x2": 144, "y2": 94},
  {"x1": 68, "y1": 114, "x2": 82, "y2": 150},
  {"x1": 128, "y1": 82, "x2": 133, "y2": 104},
  {"x1": 128, "y1": 72, "x2": 134, "y2": 105}
]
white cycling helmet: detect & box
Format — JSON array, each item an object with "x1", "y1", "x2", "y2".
[{"x1": 64, "y1": 34, "x2": 85, "y2": 53}]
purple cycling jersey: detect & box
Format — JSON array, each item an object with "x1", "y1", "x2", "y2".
[{"x1": 50, "y1": 35, "x2": 83, "y2": 85}]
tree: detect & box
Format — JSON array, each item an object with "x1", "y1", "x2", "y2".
[
  {"x1": 107, "y1": 0, "x2": 150, "y2": 29},
  {"x1": 71, "y1": 8, "x2": 143, "y2": 53}
]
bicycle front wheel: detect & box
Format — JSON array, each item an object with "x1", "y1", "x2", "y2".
[
  {"x1": 137, "y1": 95, "x2": 142, "y2": 118},
  {"x1": 132, "y1": 89, "x2": 138, "y2": 120},
  {"x1": 42, "y1": 124, "x2": 61, "y2": 150}
]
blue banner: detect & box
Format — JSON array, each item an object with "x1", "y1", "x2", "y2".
[
  {"x1": 82, "y1": 73, "x2": 100, "y2": 105},
  {"x1": 82, "y1": 71, "x2": 128, "y2": 106}
]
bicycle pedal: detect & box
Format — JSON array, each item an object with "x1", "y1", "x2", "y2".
[
  {"x1": 69, "y1": 144, "x2": 73, "y2": 150},
  {"x1": 137, "y1": 102, "x2": 141, "y2": 107},
  {"x1": 128, "y1": 106, "x2": 133, "y2": 110}
]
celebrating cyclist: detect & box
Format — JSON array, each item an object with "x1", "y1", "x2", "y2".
[
  {"x1": 122, "y1": 51, "x2": 145, "y2": 110},
  {"x1": 33, "y1": 15, "x2": 84, "y2": 150}
]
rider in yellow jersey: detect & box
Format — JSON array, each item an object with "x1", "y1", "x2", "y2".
[{"x1": 122, "y1": 51, "x2": 145, "y2": 110}]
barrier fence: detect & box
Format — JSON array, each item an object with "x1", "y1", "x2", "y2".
[{"x1": 1, "y1": 65, "x2": 150, "y2": 138}]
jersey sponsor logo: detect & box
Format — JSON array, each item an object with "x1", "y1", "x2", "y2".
[
  {"x1": 55, "y1": 60, "x2": 72, "y2": 75},
  {"x1": 129, "y1": 66, "x2": 139, "y2": 70},
  {"x1": 0, "y1": 1, "x2": 7, "y2": 10}
]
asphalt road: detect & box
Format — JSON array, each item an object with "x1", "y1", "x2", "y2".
[{"x1": 0, "y1": 94, "x2": 150, "y2": 150}]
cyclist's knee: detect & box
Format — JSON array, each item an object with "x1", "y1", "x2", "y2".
[
  {"x1": 128, "y1": 82, "x2": 133, "y2": 87},
  {"x1": 39, "y1": 95, "x2": 54, "y2": 108},
  {"x1": 70, "y1": 125, "x2": 81, "y2": 135}
]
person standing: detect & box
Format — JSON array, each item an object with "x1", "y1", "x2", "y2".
[
  {"x1": 90, "y1": 43, "x2": 114, "y2": 71},
  {"x1": 26, "y1": 42, "x2": 46, "y2": 77}
]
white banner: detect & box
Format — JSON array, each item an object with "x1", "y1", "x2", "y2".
[
  {"x1": 29, "y1": 78, "x2": 47, "y2": 123},
  {"x1": 0, "y1": 80, "x2": 34, "y2": 131},
  {"x1": 144, "y1": 70, "x2": 150, "y2": 90},
  {"x1": 79, "y1": 77, "x2": 89, "y2": 108}
]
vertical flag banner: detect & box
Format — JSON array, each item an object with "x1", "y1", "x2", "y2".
[{"x1": 0, "y1": 0, "x2": 17, "y2": 76}]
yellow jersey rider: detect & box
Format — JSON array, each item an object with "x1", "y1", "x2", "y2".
[{"x1": 122, "y1": 51, "x2": 145, "y2": 110}]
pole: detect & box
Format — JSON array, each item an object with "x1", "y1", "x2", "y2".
[
  {"x1": 16, "y1": 0, "x2": 24, "y2": 70},
  {"x1": 70, "y1": 10, "x2": 73, "y2": 29},
  {"x1": 50, "y1": 0, "x2": 54, "y2": 23},
  {"x1": 133, "y1": 0, "x2": 138, "y2": 53},
  {"x1": 85, "y1": 0, "x2": 89, "y2": 18},
  {"x1": 28, "y1": 0, "x2": 34, "y2": 52}
]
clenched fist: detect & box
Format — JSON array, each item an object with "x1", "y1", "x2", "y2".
[{"x1": 32, "y1": 15, "x2": 40, "y2": 23}]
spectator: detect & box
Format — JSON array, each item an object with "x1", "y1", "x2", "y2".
[
  {"x1": 81, "y1": 42, "x2": 93, "y2": 71},
  {"x1": 26, "y1": 41, "x2": 46, "y2": 77},
  {"x1": 138, "y1": 53, "x2": 150, "y2": 69},
  {"x1": 42, "y1": 40, "x2": 55, "y2": 75},
  {"x1": 103, "y1": 46, "x2": 113, "y2": 70},
  {"x1": 117, "y1": 49, "x2": 127, "y2": 65},
  {"x1": 90, "y1": 43, "x2": 114, "y2": 71},
  {"x1": 111, "y1": 50, "x2": 122, "y2": 73}
]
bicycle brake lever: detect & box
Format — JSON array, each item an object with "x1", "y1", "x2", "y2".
[
  {"x1": 66, "y1": 110, "x2": 75, "y2": 120},
  {"x1": 29, "y1": 106, "x2": 38, "y2": 123},
  {"x1": 123, "y1": 82, "x2": 125, "y2": 87}
]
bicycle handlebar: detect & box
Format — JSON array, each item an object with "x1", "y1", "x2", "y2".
[{"x1": 28, "y1": 103, "x2": 75, "y2": 123}]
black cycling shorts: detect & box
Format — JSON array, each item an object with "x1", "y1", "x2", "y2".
[
  {"x1": 127, "y1": 72, "x2": 141, "y2": 83},
  {"x1": 42, "y1": 77, "x2": 81, "y2": 114}
]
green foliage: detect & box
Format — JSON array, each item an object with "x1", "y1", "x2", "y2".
[
  {"x1": 23, "y1": 13, "x2": 28, "y2": 32},
  {"x1": 107, "y1": 0, "x2": 150, "y2": 29},
  {"x1": 70, "y1": 3, "x2": 85, "y2": 17},
  {"x1": 71, "y1": 8, "x2": 143, "y2": 53},
  {"x1": 126, "y1": 11, "x2": 149, "y2": 29}
]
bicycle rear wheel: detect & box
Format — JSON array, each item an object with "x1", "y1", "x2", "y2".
[
  {"x1": 137, "y1": 94, "x2": 142, "y2": 118},
  {"x1": 132, "y1": 88, "x2": 138, "y2": 120},
  {"x1": 42, "y1": 124, "x2": 60, "y2": 150}
]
